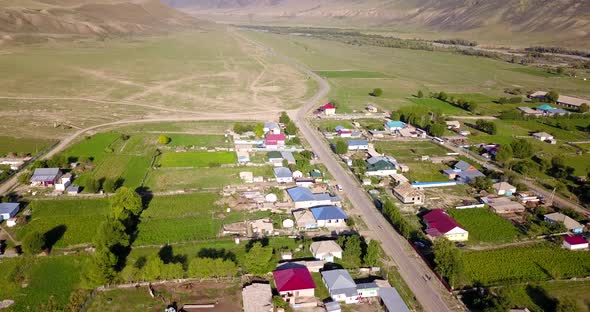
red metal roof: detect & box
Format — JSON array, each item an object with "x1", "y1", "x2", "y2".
[
  {"x1": 273, "y1": 268, "x2": 315, "y2": 292},
  {"x1": 265, "y1": 133, "x2": 286, "y2": 145},
  {"x1": 564, "y1": 235, "x2": 588, "y2": 245},
  {"x1": 423, "y1": 209, "x2": 464, "y2": 235},
  {"x1": 322, "y1": 104, "x2": 336, "y2": 109}
]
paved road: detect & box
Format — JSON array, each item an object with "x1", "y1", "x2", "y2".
[{"x1": 239, "y1": 31, "x2": 462, "y2": 312}]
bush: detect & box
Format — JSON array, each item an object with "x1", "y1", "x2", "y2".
[
  {"x1": 22, "y1": 231, "x2": 45, "y2": 255},
  {"x1": 371, "y1": 88, "x2": 383, "y2": 97},
  {"x1": 158, "y1": 135, "x2": 171, "y2": 145}
]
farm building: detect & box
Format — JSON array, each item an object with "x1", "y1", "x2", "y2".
[
  {"x1": 516, "y1": 192, "x2": 540, "y2": 205},
  {"x1": 66, "y1": 185, "x2": 80, "y2": 195},
  {"x1": 292, "y1": 170, "x2": 303, "y2": 179},
  {"x1": 310, "y1": 170, "x2": 323, "y2": 182},
  {"x1": 0, "y1": 203, "x2": 20, "y2": 221},
  {"x1": 250, "y1": 219, "x2": 274, "y2": 236},
  {"x1": 529, "y1": 91, "x2": 589, "y2": 110},
  {"x1": 267, "y1": 151, "x2": 283, "y2": 166},
  {"x1": 390, "y1": 173, "x2": 409, "y2": 185},
  {"x1": 423, "y1": 209, "x2": 468, "y2": 241},
  {"x1": 273, "y1": 266, "x2": 316, "y2": 305},
  {"x1": 393, "y1": 183, "x2": 424, "y2": 205},
  {"x1": 544, "y1": 212, "x2": 584, "y2": 233},
  {"x1": 292, "y1": 209, "x2": 318, "y2": 230},
  {"x1": 311, "y1": 206, "x2": 348, "y2": 228},
  {"x1": 55, "y1": 173, "x2": 72, "y2": 191},
  {"x1": 443, "y1": 160, "x2": 485, "y2": 183},
  {"x1": 263, "y1": 122, "x2": 281, "y2": 135},
  {"x1": 366, "y1": 156, "x2": 397, "y2": 177},
  {"x1": 242, "y1": 283, "x2": 273, "y2": 312},
  {"x1": 445, "y1": 121, "x2": 461, "y2": 129},
  {"x1": 295, "y1": 178, "x2": 315, "y2": 188},
  {"x1": 563, "y1": 235, "x2": 588, "y2": 250},
  {"x1": 384, "y1": 121, "x2": 406, "y2": 133},
  {"x1": 379, "y1": 287, "x2": 410, "y2": 312},
  {"x1": 265, "y1": 134, "x2": 286, "y2": 149},
  {"x1": 273, "y1": 167, "x2": 293, "y2": 184},
  {"x1": 492, "y1": 182, "x2": 517, "y2": 196},
  {"x1": 30, "y1": 168, "x2": 61, "y2": 187},
  {"x1": 0, "y1": 157, "x2": 29, "y2": 170},
  {"x1": 321, "y1": 103, "x2": 337, "y2": 115},
  {"x1": 347, "y1": 140, "x2": 369, "y2": 151},
  {"x1": 310, "y1": 240, "x2": 343, "y2": 262},
  {"x1": 287, "y1": 187, "x2": 340, "y2": 209},
  {"x1": 532, "y1": 132, "x2": 555, "y2": 144},
  {"x1": 487, "y1": 197, "x2": 526, "y2": 214},
  {"x1": 322, "y1": 270, "x2": 359, "y2": 304},
  {"x1": 326, "y1": 301, "x2": 341, "y2": 312}
]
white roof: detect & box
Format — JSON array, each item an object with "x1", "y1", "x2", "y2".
[{"x1": 310, "y1": 240, "x2": 342, "y2": 256}]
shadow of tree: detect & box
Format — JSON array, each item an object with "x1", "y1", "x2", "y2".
[{"x1": 43, "y1": 225, "x2": 67, "y2": 251}]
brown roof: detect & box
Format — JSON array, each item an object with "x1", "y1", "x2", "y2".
[{"x1": 394, "y1": 183, "x2": 423, "y2": 198}]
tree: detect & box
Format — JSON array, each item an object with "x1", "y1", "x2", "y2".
[
  {"x1": 244, "y1": 242, "x2": 274, "y2": 275},
  {"x1": 285, "y1": 122, "x2": 297, "y2": 136},
  {"x1": 110, "y1": 187, "x2": 143, "y2": 221},
  {"x1": 342, "y1": 235, "x2": 363, "y2": 269},
  {"x1": 18, "y1": 171, "x2": 32, "y2": 185},
  {"x1": 94, "y1": 218, "x2": 130, "y2": 250},
  {"x1": 371, "y1": 88, "x2": 383, "y2": 97},
  {"x1": 83, "y1": 246, "x2": 118, "y2": 286},
  {"x1": 141, "y1": 256, "x2": 164, "y2": 280},
  {"x1": 84, "y1": 177, "x2": 101, "y2": 193},
  {"x1": 279, "y1": 111, "x2": 291, "y2": 124},
  {"x1": 22, "y1": 231, "x2": 45, "y2": 255},
  {"x1": 102, "y1": 178, "x2": 119, "y2": 193},
  {"x1": 494, "y1": 145, "x2": 513, "y2": 163},
  {"x1": 254, "y1": 123, "x2": 264, "y2": 138},
  {"x1": 546, "y1": 90, "x2": 559, "y2": 103},
  {"x1": 426, "y1": 123, "x2": 445, "y2": 137},
  {"x1": 470, "y1": 176, "x2": 493, "y2": 191},
  {"x1": 158, "y1": 135, "x2": 171, "y2": 145},
  {"x1": 433, "y1": 238, "x2": 464, "y2": 289},
  {"x1": 475, "y1": 120, "x2": 497, "y2": 134},
  {"x1": 510, "y1": 139, "x2": 534, "y2": 158},
  {"x1": 580, "y1": 103, "x2": 589, "y2": 113},
  {"x1": 363, "y1": 240, "x2": 381, "y2": 267},
  {"x1": 417, "y1": 90, "x2": 424, "y2": 98},
  {"x1": 437, "y1": 92, "x2": 448, "y2": 101},
  {"x1": 334, "y1": 140, "x2": 348, "y2": 155},
  {"x1": 161, "y1": 263, "x2": 185, "y2": 280}
]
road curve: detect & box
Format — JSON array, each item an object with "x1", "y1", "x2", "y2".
[{"x1": 238, "y1": 31, "x2": 462, "y2": 312}]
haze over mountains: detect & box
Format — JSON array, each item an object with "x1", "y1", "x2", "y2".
[{"x1": 165, "y1": 0, "x2": 590, "y2": 48}]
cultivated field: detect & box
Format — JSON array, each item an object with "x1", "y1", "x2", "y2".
[
  {"x1": 448, "y1": 208, "x2": 522, "y2": 244},
  {"x1": 158, "y1": 151, "x2": 237, "y2": 168}
]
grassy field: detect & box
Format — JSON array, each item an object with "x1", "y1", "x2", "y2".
[
  {"x1": 0, "y1": 255, "x2": 87, "y2": 312},
  {"x1": 500, "y1": 280, "x2": 590, "y2": 312},
  {"x1": 64, "y1": 132, "x2": 121, "y2": 163},
  {"x1": 0, "y1": 136, "x2": 55, "y2": 157},
  {"x1": 375, "y1": 141, "x2": 450, "y2": 161},
  {"x1": 159, "y1": 151, "x2": 237, "y2": 168},
  {"x1": 165, "y1": 134, "x2": 230, "y2": 147},
  {"x1": 448, "y1": 208, "x2": 522, "y2": 244},
  {"x1": 408, "y1": 97, "x2": 467, "y2": 115},
  {"x1": 315, "y1": 70, "x2": 389, "y2": 78},
  {"x1": 16, "y1": 199, "x2": 110, "y2": 248},
  {"x1": 462, "y1": 243, "x2": 590, "y2": 286}
]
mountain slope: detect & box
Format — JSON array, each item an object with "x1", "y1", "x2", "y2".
[
  {"x1": 164, "y1": 0, "x2": 590, "y2": 47},
  {"x1": 0, "y1": 0, "x2": 206, "y2": 37}
]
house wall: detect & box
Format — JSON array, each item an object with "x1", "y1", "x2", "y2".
[
  {"x1": 276, "y1": 177, "x2": 293, "y2": 184},
  {"x1": 348, "y1": 145, "x2": 369, "y2": 151},
  {"x1": 444, "y1": 232, "x2": 469, "y2": 242},
  {"x1": 366, "y1": 169, "x2": 397, "y2": 177},
  {"x1": 325, "y1": 108, "x2": 336, "y2": 115},
  {"x1": 317, "y1": 219, "x2": 346, "y2": 227},
  {"x1": 358, "y1": 288, "x2": 379, "y2": 298},
  {"x1": 564, "y1": 242, "x2": 589, "y2": 250},
  {"x1": 294, "y1": 200, "x2": 333, "y2": 209},
  {"x1": 315, "y1": 251, "x2": 343, "y2": 261}
]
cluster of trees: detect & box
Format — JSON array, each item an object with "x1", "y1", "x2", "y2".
[
  {"x1": 336, "y1": 234, "x2": 382, "y2": 269},
  {"x1": 497, "y1": 96, "x2": 522, "y2": 104},
  {"x1": 430, "y1": 92, "x2": 477, "y2": 112},
  {"x1": 233, "y1": 123, "x2": 259, "y2": 135},
  {"x1": 334, "y1": 140, "x2": 348, "y2": 155},
  {"x1": 285, "y1": 150, "x2": 315, "y2": 174},
  {"x1": 433, "y1": 238, "x2": 464, "y2": 289},
  {"x1": 525, "y1": 46, "x2": 590, "y2": 58},
  {"x1": 83, "y1": 177, "x2": 123, "y2": 194},
  {"x1": 279, "y1": 112, "x2": 298, "y2": 136},
  {"x1": 433, "y1": 39, "x2": 477, "y2": 46},
  {"x1": 475, "y1": 120, "x2": 497, "y2": 134},
  {"x1": 381, "y1": 199, "x2": 421, "y2": 240}
]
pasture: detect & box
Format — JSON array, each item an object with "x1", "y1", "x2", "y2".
[
  {"x1": 462, "y1": 243, "x2": 590, "y2": 286},
  {"x1": 498, "y1": 280, "x2": 590, "y2": 312},
  {"x1": 158, "y1": 151, "x2": 237, "y2": 168},
  {"x1": 315, "y1": 70, "x2": 389, "y2": 78},
  {"x1": 448, "y1": 208, "x2": 522, "y2": 244},
  {"x1": 165, "y1": 134, "x2": 230, "y2": 148},
  {"x1": 0, "y1": 136, "x2": 55, "y2": 157}
]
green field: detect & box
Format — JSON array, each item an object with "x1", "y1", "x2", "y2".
[
  {"x1": 165, "y1": 134, "x2": 230, "y2": 148},
  {"x1": 0, "y1": 136, "x2": 55, "y2": 157},
  {"x1": 463, "y1": 244, "x2": 590, "y2": 286},
  {"x1": 16, "y1": 199, "x2": 110, "y2": 248},
  {"x1": 448, "y1": 208, "x2": 522, "y2": 244},
  {"x1": 375, "y1": 141, "x2": 450, "y2": 162},
  {"x1": 498, "y1": 280, "x2": 590, "y2": 312},
  {"x1": 64, "y1": 132, "x2": 121, "y2": 163},
  {"x1": 159, "y1": 151, "x2": 237, "y2": 168},
  {"x1": 315, "y1": 70, "x2": 389, "y2": 78},
  {"x1": 408, "y1": 97, "x2": 468, "y2": 115}
]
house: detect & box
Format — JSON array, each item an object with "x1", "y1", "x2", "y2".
[
  {"x1": 292, "y1": 209, "x2": 318, "y2": 230},
  {"x1": 274, "y1": 167, "x2": 293, "y2": 184},
  {"x1": 423, "y1": 209, "x2": 468, "y2": 241},
  {"x1": 311, "y1": 206, "x2": 348, "y2": 227},
  {"x1": 267, "y1": 151, "x2": 284, "y2": 167},
  {"x1": 55, "y1": 173, "x2": 72, "y2": 192},
  {"x1": 265, "y1": 134, "x2": 286, "y2": 149},
  {"x1": 287, "y1": 187, "x2": 340, "y2": 209},
  {"x1": 30, "y1": 168, "x2": 61, "y2": 187},
  {"x1": 356, "y1": 282, "x2": 379, "y2": 298},
  {"x1": 444, "y1": 160, "x2": 485, "y2": 183},
  {"x1": 321, "y1": 270, "x2": 359, "y2": 304},
  {"x1": 544, "y1": 212, "x2": 584, "y2": 233},
  {"x1": 563, "y1": 235, "x2": 589, "y2": 250},
  {"x1": 310, "y1": 170, "x2": 323, "y2": 182},
  {"x1": 0, "y1": 203, "x2": 20, "y2": 221},
  {"x1": 384, "y1": 121, "x2": 406, "y2": 133},
  {"x1": 242, "y1": 283, "x2": 273, "y2": 312},
  {"x1": 516, "y1": 192, "x2": 540, "y2": 205},
  {"x1": 321, "y1": 104, "x2": 336, "y2": 115},
  {"x1": 66, "y1": 185, "x2": 80, "y2": 195},
  {"x1": 393, "y1": 183, "x2": 425, "y2": 205},
  {"x1": 273, "y1": 267, "x2": 316, "y2": 304},
  {"x1": 532, "y1": 132, "x2": 555, "y2": 143},
  {"x1": 366, "y1": 157, "x2": 397, "y2": 177},
  {"x1": 263, "y1": 122, "x2": 281, "y2": 135},
  {"x1": 347, "y1": 140, "x2": 369, "y2": 151},
  {"x1": 487, "y1": 197, "x2": 526, "y2": 214},
  {"x1": 390, "y1": 173, "x2": 409, "y2": 185},
  {"x1": 250, "y1": 219, "x2": 274, "y2": 236},
  {"x1": 445, "y1": 121, "x2": 461, "y2": 129},
  {"x1": 310, "y1": 240, "x2": 343, "y2": 262},
  {"x1": 529, "y1": 91, "x2": 589, "y2": 110},
  {"x1": 379, "y1": 287, "x2": 410, "y2": 312},
  {"x1": 492, "y1": 182, "x2": 517, "y2": 196}
]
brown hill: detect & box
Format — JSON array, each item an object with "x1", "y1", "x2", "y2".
[{"x1": 0, "y1": 0, "x2": 206, "y2": 38}]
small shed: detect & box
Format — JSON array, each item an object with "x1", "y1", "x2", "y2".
[
  {"x1": 563, "y1": 235, "x2": 588, "y2": 250},
  {"x1": 265, "y1": 193, "x2": 278, "y2": 203},
  {"x1": 282, "y1": 219, "x2": 294, "y2": 228},
  {"x1": 0, "y1": 203, "x2": 20, "y2": 221}
]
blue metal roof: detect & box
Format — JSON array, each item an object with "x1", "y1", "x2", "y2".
[
  {"x1": 0, "y1": 203, "x2": 20, "y2": 219},
  {"x1": 287, "y1": 187, "x2": 316, "y2": 202},
  {"x1": 412, "y1": 181, "x2": 458, "y2": 187},
  {"x1": 273, "y1": 167, "x2": 292, "y2": 178},
  {"x1": 537, "y1": 104, "x2": 556, "y2": 111},
  {"x1": 379, "y1": 287, "x2": 410, "y2": 312},
  {"x1": 311, "y1": 206, "x2": 347, "y2": 220},
  {"x1": 347, "y1": 139, "x2": 368, "y2": 146},
  {"x1": 385, "y1": 121, "x2": 406, "y2": 128}
]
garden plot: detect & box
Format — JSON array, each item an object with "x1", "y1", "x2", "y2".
[
  {"x1": 448, "y1": 208, "x2": 522, "y2": 244},
  {"x1": 158, "y1": 151, "x2": 237, "y2": 168}
]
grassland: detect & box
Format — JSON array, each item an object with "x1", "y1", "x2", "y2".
[
  {"x1": 158, "y1": 151, "x2": 237, "y2": 168},
  {"x1": 64, "y1": 132, "x2": 121, "y2": 163},
  {"x1": 498, "y1": 280, "x2": 590, "y2": 312},
  {"x1": 0, "y1": 136, "x2": 56, "y2": 157},
  {"x1": 448, "y1": 208, "x2": 522, "y2": 244},
  {"x1": 315, "y1": 70, "x2": 389, "y2": 78},
  {"x1": 16, "y1": 199, "x2": 110, "y2": 248},
  {"x1": 165, "y1": 134, "x2": 230, "y2": 147}
]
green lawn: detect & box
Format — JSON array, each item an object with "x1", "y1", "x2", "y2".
[
  {"x1": 64, "y1": 132, "x2": 120, "y2": 163},
  {"x1": 405, "y1": 162, "x2": 450, "y2": 182},
  {"x1": 462, "y1": 243, "x2": 590, "y2": 286},
  {"x1": 159, "y1": 151, "x2": 237, "y2": 168},
  {"x1": 408, "y1": 97, "x2": 468, "y2": 115},
  {"x1": 16, "y1": 199, "x2": 110, "y2": 248},
  {"x1": 0, "y1": 136, "x2": 55, "y2": 157},
  {"x1": 315, "y1": 70, "x2": 389, "y2": 78},
  {"x1": 165, "y1": 134, "x2": 231, "y2": 148},
  {"x1": 375, "y1": 141, "x2": 450, "y2": 162},
  {"x1": 92, "y1": 154, "x2": 152, "y2": 188},
  {"x1": 500, "y1": 280, "x2": 590, "y2": 312},
  {"x1": 86, "y1": 287, "x2": 160, "y2": 312},
  {"x1": 448, "y1": 208, "x2": 522, "y2": 244}
]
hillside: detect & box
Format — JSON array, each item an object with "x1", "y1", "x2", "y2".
[
  {"x1": 0, "y1": 0, "x2": 207, "y2": 42},
  {"x1": 165, "y1": 0, "x2": 590, "y2": 48}
]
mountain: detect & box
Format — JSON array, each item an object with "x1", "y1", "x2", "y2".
[
  {"x1": 164, "y1": 0, "x2": 590, "y2": 48},
  {"x1": 0, "y1": 0, "x2": 206, "y2": 40}
]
